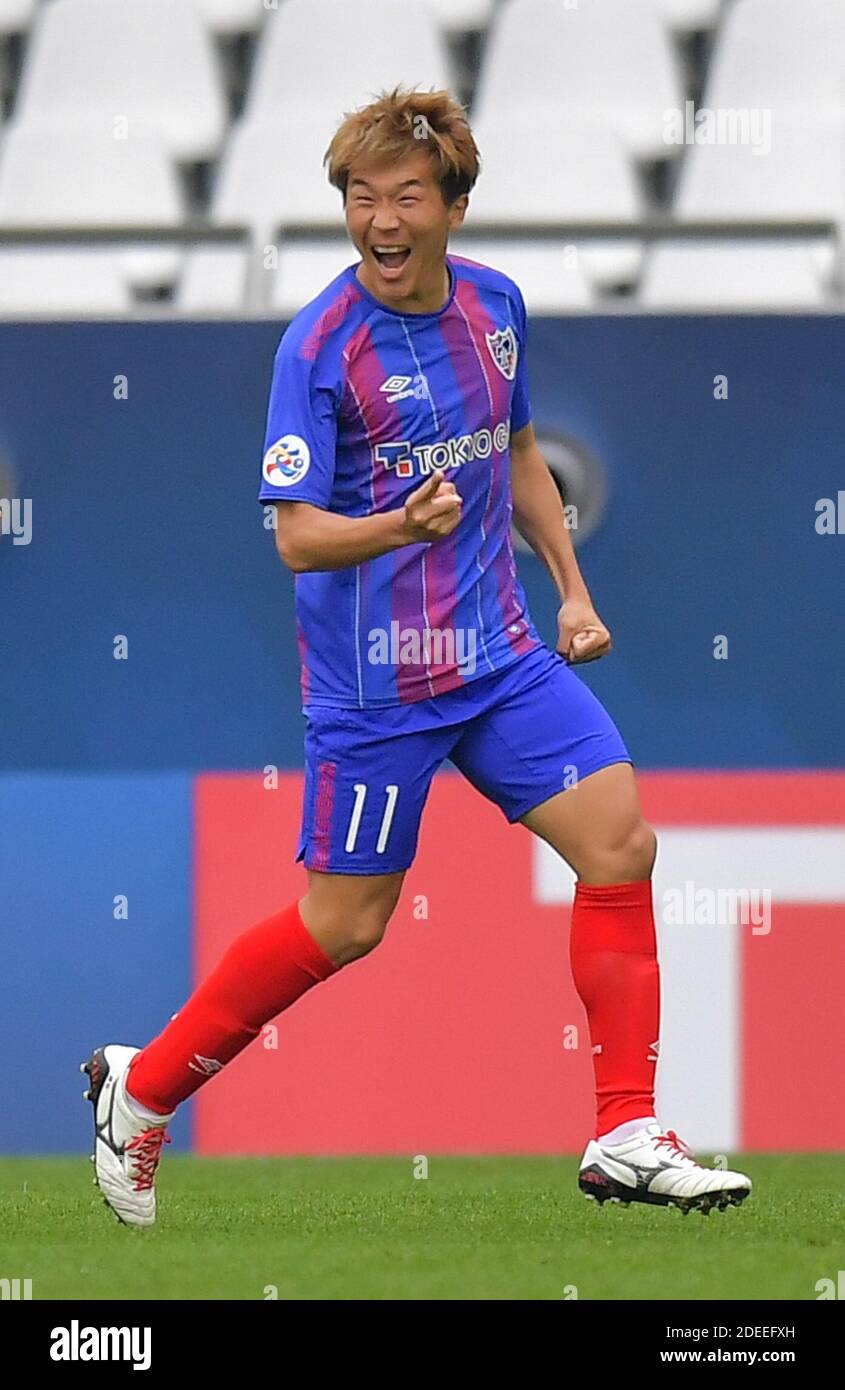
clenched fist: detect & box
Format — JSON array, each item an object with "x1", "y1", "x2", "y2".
[
  {"x1": 402, "y1": 469, "x2": 462, "y2": 542},
  {"x1": 556, "y1": 597, "x2": 612, "y2": 664}
]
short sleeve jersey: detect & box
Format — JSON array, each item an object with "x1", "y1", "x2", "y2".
[{"x1": 258, "y1": 255, "x2": 542, "y2": 708}]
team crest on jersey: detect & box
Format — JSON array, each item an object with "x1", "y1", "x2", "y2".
[
  {"x1": 262, "y1": 434, "x2": 310, "y2": 487},
  {"x1": 485, "y1": 325, "x2": 518, "y2": 381}
]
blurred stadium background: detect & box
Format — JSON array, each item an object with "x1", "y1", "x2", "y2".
[
  {"x1": 1, "y1": 0, "x2": 844, "y2": 1166},
  {"x1": 0, "y1": 0, "x2": 843, "y2": 311}
]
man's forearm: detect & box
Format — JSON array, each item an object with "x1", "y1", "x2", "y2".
[
  {"x1": 279, "y1": 505, "x2": 410, "y2": 572},
  {"x1": 512, "y1": 443, "x2": 591, "y2": 602}
]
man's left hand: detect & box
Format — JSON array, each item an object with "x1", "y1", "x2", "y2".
[{"x1": 556, "y1": 599, "x2": 612, "y2": 664}]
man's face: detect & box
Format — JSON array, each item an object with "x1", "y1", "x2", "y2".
[{"x1": 345, "y1": 150, "x2": 467, "y2": 311}]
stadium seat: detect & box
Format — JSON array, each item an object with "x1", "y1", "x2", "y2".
[
  {"x1": 0, "y1": 122, "x2": 184, "y2": 227},
  {"x1": 268, "y1": 240, "x2": 358, "y2": 317},
  {"x1": 468, "y1": 118, "x2": 643, "y2": 287},
  {"x1": 177, "y1": 246, "x2": 250, "y2": 314},
  {"x1": 0, "y1": 121, "x2": 185, "y2": 290},
  {"x1": 653, "y1": 0, "x2": 723, "y2": 30},
  {"x1": 473, "y1": 0, "x2": 684, "y2": 161},
  {"x1": 245, "y1": 0, "x2": 453, "y2": 123},
  {"x1": 0, "y1": 0, "x2": 38, "y2": 35},
  {"x1": 449, "y1": 239, "x2": 594, "y2": 311},
  {"x1": 703, "y1": 0, "x2": 845, "y2": 123},
  {"x1": 425, "y1": 0, "x2": 495, "y2": 34},
  {"x1": 211, "y1": 119, "x2": 345, "y2": 239},
  {"x1": 674, "y1": 118, "x2": 844, "y2": 222},
  {"x1": 15, "y1": 0, "x2": 227, "y2": 162},
  {"x1": 0, "y1": 0, "x2": 35, "y2": 111},
  {"x1": 638, "y1": 241, "x2": 828, "y2": 308},
  {"x1": 191, "y1": 0, "x2": 266, "y2": 35},
  {"x1": 0, "y1": 248, "x2": 132, "y2": 315}
]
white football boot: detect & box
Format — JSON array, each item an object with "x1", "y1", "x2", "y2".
[
  {"x1": 579, "y1": 1122, "x2": 752, "y2": 1215},
  {"x1": 81, "y1": 1044, "x2": 173, "y2": 1228}
]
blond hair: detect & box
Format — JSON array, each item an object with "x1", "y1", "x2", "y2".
[{"x1": 324, "y1": 87, "x2": 480, "y2": 205}]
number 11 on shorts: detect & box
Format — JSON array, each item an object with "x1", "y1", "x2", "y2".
[{"x1": 345, "y1": 783, "x2": 400, "y2": 855}]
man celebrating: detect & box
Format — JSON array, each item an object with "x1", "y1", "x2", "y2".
[{"x1": 85, "y1": 88, "x2": 751, "y2": 1226}]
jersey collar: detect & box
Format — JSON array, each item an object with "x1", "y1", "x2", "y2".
[{"x1": 348, "y1": 259, "x2": 456, "y2": 319}]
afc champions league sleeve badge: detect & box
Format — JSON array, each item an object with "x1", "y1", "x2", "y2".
[
  {"x1": 484, "y1": 325, "x2": 518, "y2": 381},
  {"x1": 262, "y1": 434, "x2": 311, "y2": 487}
]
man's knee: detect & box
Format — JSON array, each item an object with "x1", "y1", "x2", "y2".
[
  {"x1": 624, "y1": 819, "x2": 657, "y2": 880},
  {"x1": 343, "y1": 900, "x2": 395, "y2": 959},
  {"x1": 302, "y1": 875, "x2": 402, "y2": 966},
  {"x1": 580, "y1": 817, "x2": 657, "y2": 884}
]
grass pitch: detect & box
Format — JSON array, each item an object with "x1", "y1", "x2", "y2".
[{"x1": 1, "y1": 1154, "x2": 842, "y2": 1300}]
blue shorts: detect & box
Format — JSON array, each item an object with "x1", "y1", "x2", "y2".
[{"x1": 296, "y1": 644, "x2": 631, "y2": 875}]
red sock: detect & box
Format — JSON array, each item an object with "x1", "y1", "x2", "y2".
[
  {"x1": 570, "y1": 880, "x2": 660, "y2": 1138},
  {"x1": 126, "y1": 900, "x2": 339, "y2": 1114}
]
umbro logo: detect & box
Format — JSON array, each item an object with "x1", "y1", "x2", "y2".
[
  {"x1": 187, "y1": 1054, "x2": 223, "y2": 1077},
  {"x1": 380, "y1": 374, "x2": 412, "y2": 401},
  {"x1": 648, "y1": 1040, "x2": 660, "y2": 1063},
  {"x1": 379, "y1": 373, "x2": 429, "y2": 404}
]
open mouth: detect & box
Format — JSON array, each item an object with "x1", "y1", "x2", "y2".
[{"x1": 371, "y1": 245, "x2": 411, "y2": 274}]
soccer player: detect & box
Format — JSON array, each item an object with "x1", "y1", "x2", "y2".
[{"x1": 84, "y1": 89, "x2": 752, "y2": 1226}]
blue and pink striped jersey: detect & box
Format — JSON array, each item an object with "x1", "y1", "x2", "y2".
[{"x1": 258, "y1": 254, "x2": 542, "y2": 708}]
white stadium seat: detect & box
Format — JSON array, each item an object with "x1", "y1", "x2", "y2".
[
  {"x1": 15, "y1": 0, "x2": 227, "y2": 161},
  {"x1": 474, "y1": 0, "x2": 684, "y2": 161},
  {"x1": 675, "y1": 118, "x2": 843, "y2": 288},
  {"x1": 449, "y1": 239, "x2": 594, "y2": 311},
  {"x1": 177, "y1": 246, "x2": 250, "y2": 314},
  {"x1": 0, "y1": 122, "x2": 184, "y2": 227},
  {"x1": 211, "y1": 120, "x2": 345, "y2": 238},
  {"x1": 639, "y1": 241, "x2": 828, "y2": 308},
  {"x1": 468, "y1": 119, "x2": 643, "y2": 287},
  {"x1": 425, "y1": 0, "x2": 495, "y2": 34},
  {"x1": 0, "y1": 121, "x2": 185, "y2": 290},
  {"x1": 246, "y1": 0, "x2": 453, "y2": 123},
  {"x1": 268, "y1": 240, "x2": 357, "y2": 317},
  {"x1": 675, "y1": 118, "x2": 844, "y2": 222},
  {"x1": 0, "y1": 0, "x2": 36, "y2": 110},
  {"x1": 654, "y1": 0, "x2": 723, "y2": 31},
  {"x1": 702, "y1": 0, "x2": 845, "y2": 123},
  {"x1": 191, "y1": 0, "x2": 266, "y2": 35},
  {"x1": 0, "y1": 248, "x2": 132, "y2": 315},
  {"x1": 469, "y1": 120, "x2": 642, "y2": 223},
  {"x1": 0, "y1": 0, "x2": 38, "y2": 35}
]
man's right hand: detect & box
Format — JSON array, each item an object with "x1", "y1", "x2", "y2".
[{"x1": 402, "y1": 470, "x2": 462, "y2": 542}]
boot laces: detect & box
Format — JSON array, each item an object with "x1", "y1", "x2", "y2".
[
  {"x1": 654, "y1": 1128, "x2": 694, "y2": 1162},
  {"x1": 125, "y1": 1127, "x2": 171, "y2": 1191}
]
